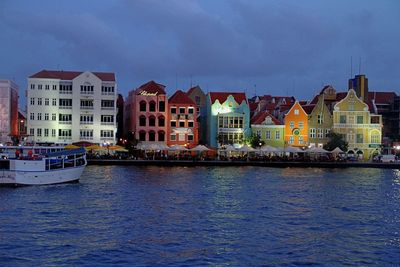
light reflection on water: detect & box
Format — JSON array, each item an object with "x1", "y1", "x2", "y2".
[{"x1": 0, "y1": 166, "x2": 399, "y2": 266}]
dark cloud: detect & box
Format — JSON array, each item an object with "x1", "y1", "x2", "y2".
[{"x1": 0, "y1": 0, "x2": 399, "y2": 106}]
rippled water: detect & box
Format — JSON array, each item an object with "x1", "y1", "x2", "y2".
[{"x1": 0, "y1": 166, "x2": 399, "y2": 266}]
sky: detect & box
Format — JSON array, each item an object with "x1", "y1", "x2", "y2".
[{"x1": 1, "y1": 0, "x2": 399, "y2": 107}]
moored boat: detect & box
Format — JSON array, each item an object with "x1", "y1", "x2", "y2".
[{"x1": 0, "y1": 147, "x2": 87, "y2": 186}]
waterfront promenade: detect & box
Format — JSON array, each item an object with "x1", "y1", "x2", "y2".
[{"x1": 88, "y1": 159, "x2": 400, "y2": 169}]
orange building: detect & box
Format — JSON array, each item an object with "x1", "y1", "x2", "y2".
[
  {"x1": 284, "y1": 101, "x2": 309, "y2": 147},
  {"x1": 167, "y1": 90, "x2": 198, "y2": 148}
]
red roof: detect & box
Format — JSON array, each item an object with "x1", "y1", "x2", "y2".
[
  {"x1": 209, "y1": 92, "x2": 247, "y2": 105},
  {"x1": 368, "y1": 92, "x2": 397, "y2": 104},
  {"x1": 169, "y1": 90, "x2": 196, "y2": 105},
  {"x1": 301, "y1": 104, "x2": 315, "y2": 114},
  {"x1": 251, "y1": 111, "x2": 281, "y2": 125},
  {"x1": 136, "y1": 80, "x2": 166, "y2": 95},
  {"x1": 249, "y1": 102, "x2": 258, "y2": 112},
  {"x1": 30, "y1": 69, "x2": 115, "y2": 81}
]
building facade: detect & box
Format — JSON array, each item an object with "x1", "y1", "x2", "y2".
[
  {"x1": 27, "y1": 70, "x2": 117, "y2": 145},
  {"x1": 307, "y1": 94, "x2": 333, "y2": 148},
  {"x1": 251, "y1": 111, "x2": 285, "y2": 148},
  {"x1": 0, "y1": 80, "x2": 19, "y2": 144},
  {"x1": 125, "y1": 81, "x2": 168, "y2": 143},
  {"x1": 187, "y1": 85, "x2": 207, "y2": 144},
  {"x1": 167, "y1": 90, "x2": 198, "y2": 148},
  {"x1": 206, "y1": 92, "x2": 250, "y2": 148},
  {"x1": 284, "y1": 101, "x2": 309, "y2": 147},
  {"x1": 333, "y1": 89, "x2": 382, "y2": 160}
]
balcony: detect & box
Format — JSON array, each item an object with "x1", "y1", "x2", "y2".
[
  {"x1": 58, "y1": 136, "x2": 72, "y2": 140},
  {"x1": 59, "y1": 91, "x2": 72, "y2": 94},
  {"x1": 80, "y1": 121, "x2": 94, "y2": 125},
  {"x1": 101, "y1": 92, "x2": 115, "y2": 96},
  {"x1": 333, "y1": 123, "x2": 382, "y2": 129},
  {"x1": 101, "y1": 122, "x2": 115, "y2": 126},
  {"x1": 59, "y1": 106, "x2": 72, "y2": 110},
  {"x1": 81, "y1": 91, "x2": 94, "y2": 95},
  {"x1": 81, "y1": 106, "x2": 94, "y2": 110},
  {"x1": 101, "y1": 107, "x2": 114, "y2": 110},
  {"x1": 80, "y1": 136, "x2": 93, "y2": 140},
  {"x1": 59, "y1": 121, "x2": 72, "y2": 125}
]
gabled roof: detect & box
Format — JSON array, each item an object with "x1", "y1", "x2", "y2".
[
  {"x1": 209, "y1": 92, "x2": 247, "y2": 105},
  {"x1": 136, "y1": 80, "x2": 166, "y2": 95},
  {"x1": 169, "y1": 90, "x2": 195, "y2": 105},
  {"x1": 29, "y1": 69, "x2": 115, "y2": 81},
  {"x1": 187, "y1": 85, "x2": 204, "y2": 96},
  {"x1": 251, "y1": 111, "x2": 282, "y2": 125},
  {"x1": 301, "y1": 104, "x2": 316, "y2": 115}
]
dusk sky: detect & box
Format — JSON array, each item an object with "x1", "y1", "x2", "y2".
[{"x1": 1, "y1": 0, "x2": 399, "y2": 107}]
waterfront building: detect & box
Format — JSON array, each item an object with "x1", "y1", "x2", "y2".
[
  {"x1": 206, "y1": 92, "x2": 250, "y2": 148},
  {"x1": 187, "y1": 85, "x2": 207, "y2": 144},
  {"x1": 307, "y1": 94, "x2": 333, "y2": 148},
  {"x1": 27, "y1": 70, "x2": 117, "y2": 145},
  {"x1": 251, "y1": 111, "x2": 284, "y2": 148},
  {"x1": 167, "y1": 90, "x2": 198, "y2": 148},
  {"x1": 116, "y1": 94, "x2": 124, "y2": 143},
  {"x1": 0, "y1": 80, "x2": 19, "y2": 144},
  {"x1": 125, "y1": 81, "x2": 168, "y2": 143},
  {"x1": 332, "y1": 89, "x2": 382, "y2": 160},
  {"x1": 18, "y1": 110, "x2": 27, "y2": 142},
  {"x1": 284, "y1": 101, "x2": 309, "y2": 147},
  {"x1": 349, "y1": 74, "x2": 368, "y2": 102}
]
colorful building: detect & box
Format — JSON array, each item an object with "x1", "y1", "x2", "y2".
[
  {"x1": 251, "y1": 111, "x2": 284, "y2": 148},
  {"x1": 307, "y1": 94, "x2": 333, "y2": 148},
  {"x1": 206, "y1": 92, "x2": 250, "y2": 148},
  {"x1": 167, "y1": 90, "x2": 198, "y2": 148},
  {"x1": 187, "y1": 85, "x2": 207, "y2": 144},
  {"x1": 125, "y1": 81, "x2": 168, "y2": 143},
  {"x1": 333, "y1": 89, "x2": 382, "y2": 160},
  {"x1": 284, "y1": 101, "x2": 309, "y2": 147}
]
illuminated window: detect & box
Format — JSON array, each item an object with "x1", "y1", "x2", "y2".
[{"x1": 294, "y1": 109, "x2": 299, "y2": 115}]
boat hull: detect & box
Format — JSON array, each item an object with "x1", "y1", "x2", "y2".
[{"x1": 0, "y1": 166, "x2": 85, "y2": 186}]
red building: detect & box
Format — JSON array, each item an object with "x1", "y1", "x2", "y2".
[{"x1": 167, "y1": 90, "x2": 198, "y2": 148}]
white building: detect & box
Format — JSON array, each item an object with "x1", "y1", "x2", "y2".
[
  {"x1": 0, "y1": 80, "x2": 19, "y2": 144},
  {"x1": 27, "y1": 70, "x2": 117, "y2": 145}
]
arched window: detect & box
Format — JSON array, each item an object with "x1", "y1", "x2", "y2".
[
  {"x1": 139, "y1": 115, "x2": 146, "y2": 127},
  {"x1": 158, "y1": 116, "x2": 165, "y2": 127},
  {"x1": 149, "y1": 101, "x2": 156, "y2": 112},
  {"x1": 139, "y1": 131, "x2": 146, "y2": 141},
  {"x1": 139, "y1": 101, "x2": 146, "y2": 112},
  {"x1": 149, "y1": 116, "x2": 156, "y2": 127},
  {"x1": 149, "y1": 131, "x2": 156, "y2": 141},
  {"x1": 158, "y1": 131, "x2": 165, "y2": 141}
]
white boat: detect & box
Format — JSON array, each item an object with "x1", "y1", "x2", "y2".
[{"x1": 0, "y1": 148, "x2": 87, "y2": 186}]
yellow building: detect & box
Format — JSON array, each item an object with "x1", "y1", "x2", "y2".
[{"x1": 333, "y1": 89, "x2": 382, "y2": 160}]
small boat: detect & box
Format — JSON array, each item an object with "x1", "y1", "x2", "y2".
[{"x1": 0, "y1": 147, "x2": 87, "y2": 186}]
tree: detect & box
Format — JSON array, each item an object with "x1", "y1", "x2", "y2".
[
  {"x1": 248, "y1": 132, "x2": 265, "y2": 148},
  {"x1": 324, "y1": 132, "x2": 348, "y2": 152}
]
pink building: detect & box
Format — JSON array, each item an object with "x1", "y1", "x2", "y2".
[{"x1": 125, "y1": 81, "x2": 168, "y2": 142}]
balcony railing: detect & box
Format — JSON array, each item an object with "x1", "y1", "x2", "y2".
[
  {"x1": 100, "y1": 122, "x2": 115, "y2": 125},
  {"x1": 59, "y1": 106, "x2": 72, "y2": 109},
  {"x1": 81, "y1": 106, "x2": 94, "y2": 110},
  {"x1": 59, "y1": 121, "x2": 72, "y2": 125},
  {"x1": 80, "y1": 121, "x2": 94, "y2": 125},
  {"x1": 333, "y1": 123, "x2": 381, "y2": 129}
]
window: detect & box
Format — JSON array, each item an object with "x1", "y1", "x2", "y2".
[
  {"x1": 100, "y1": 115, "x2": 113, "y2": 124},
  {"x1": 188, "y1": 134, "x2": 194, "y2": 141},
  {"x1": 52, "y1": 85, "x2": 57, "y2": 90},
  {"x1": 38, "y1": 84, "x2": 42, "y2": 90},
  {"x1": 294, "y1": 109, "x2": 299, "y2": 115},
  {"x1": 171, "y1": 121, "x2": 176, "y2": 127},
  {"x1": 52, "y1": 99, "x2": 57, "y2": 106},
  {"x1": 37, "y1": 113, "x2": 42, "y2": 120},
  {"x1": 170, "y1": 134, "x2": 176, "y2": 141},
  {"x1": 30, "y1": 84, "x2": 35, "y2": 89},
  {"x1": 218, "y1": 115, "x2": 244, "y2": 129},
  {"x1": 188, "y1": 107, "x2": 194, "y2": 114},
  {"x1": 356, "y1": 134, "x2": 363, "y2": 143},
  {"x1": 101, "y1": 100, "x2": 114, "y2": 109},
  {"x1": 100, "y1": 130, "x2": 114, "y2": 138},
  {"x1": 45, "y1": 85, "x2": 49, "y2": 90},
  {"x1": 52, "y1": 113, "x2": 56, "y2": 121},
  {"x1": 266, "y1": 130, "x2": 271, "y2": 139},
  {"x1": 289, "y1": 136, "x2": 294, "y2": 144},
  {"x1": 59, "y1": 114, "x2": 72, "y2": 123},
  {"x1": 80, "y1": 130, "x2": 93, "y2": 139},
  {"x1": 139, "y1": 131, "x2": 146, "y2": 141},
  {"x1": 149, "y1": 116, "x2": 156, "y2": 127},
  {"x1": 158, "y1": 116, "x2": 165, "y2": 127},
  {"x1": 81, "y1": 115, "x2": 94, "y2": 124},
  {"x1": 179, "y1": 133, "x2": 185, "y2": 141},
  {"x1": 275, "y1": 131, "x2": 280, "y2": 139},
  {"x1": 149, "y1": 101, "x2": 156, "y2": 112},
  {"x1": 140, "y1": 101, "x2": 146, "y2": 112},
  {"x1": 317, "y1": 128, "x2": 323, "y2": 138},
  {"x1": 159, "y1": 101, "x2": 165, "y2": 112},
  {"x1": 30, "y1": 128, "x2": 34, "y2": 136},
  {"x1": 158, "y1": 131, "x2": 165, "y2": 141},
  {"x1": 371, "y1": 132, "x2": 380, "y2": 143},
  {"x1": 299, "y1": 121, "x2": 304, "y2": 129},
  {"x1": 60, "y1": 84, "x2": 72, "y2": 94},
  {"x1": 80, "y1": 85, "x2": 94, "y2": 94},
  {"x1": 80, "y1": 100, "x2": 93, "y2": 109},
  {"x1": 37, "y1": 128, "x2": 42, "y2": 137},
  {"x1": 317, "y1": 114, "x2": 323, "y2": 124},
  {"x1": 59, "y1": 129, "x2": 72, "y2": 138},
  {"x1": 325, "y1": 129, "x2": 330, "y2": 138},
  {"x1": 51, "y1": 129, "x2": 56, "y2": 137},
  {"x1": 357, "y1": 116, "x2": 363, "y2": 124},
  {"x1": 289, "y1": 121, "x2": 295, "y2": 129},
  {"x1": 30, "y1": 98, "x2": 35, "y2": 105},
  {"x1": 139, "y1": 116, "x2": 146, "y2": 127},
  {"x1": 59, "y1": 99, "x2": 73, "y2": 108},
  {"x1": 188, "y1": 121, "x2": 194, "y2": 128},
  {"x1": 256, "y1": 130, "x2": 261, "y2": 138},
  {"x1": 171, "y1": 107, "x2": 177, "y2": 114},
  {"x1": 339, "y1": 115, "x2": 346, "y2": 123},
  {"x1": 310, "y1": 128, "x2": 316, "y2": 138},
  {"x1": 149, "y1": 131, "x2": 155, "y2": 141},
  {"x1": 37, "y1": 98, "x2": 42, "y2": 105},
  {"x1": 101, "y1": 86, "x2": 115, "y2": 94},
  {"x1": 45, "y1": 98, "x2": 49, "y2": 106},
  {"x1": 179, "y1": 107, "x2": 185, "y2": 114},
  {"x1": 179, "y1": 121, "x2": 185, "y2": 127},
  {"x1": 30, "y1": 113, "x2": 34, "y2": 120},
  {"x1": 44, "y1": 129, "x2": 49, "y2": 137},
  {"x1": 44, "y1": 113, "x2": 49, "y2": 120},
  {"x1": 299, "y1": 136, "x2": 303, "y2": 144}
]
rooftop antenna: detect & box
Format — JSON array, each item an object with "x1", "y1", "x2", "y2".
[
  {"x1": 350, "y1": 56, "x2": 353, "y2": 78},
  {"x1": 254, "y1": 84, "x2": 257, "y2": 97},
  {"x1": 190, "y1": 75, "x2": 193, "y2": 89},
  {"x1": 358, "y1": 57, "x2": 361, "y2": 74}
]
